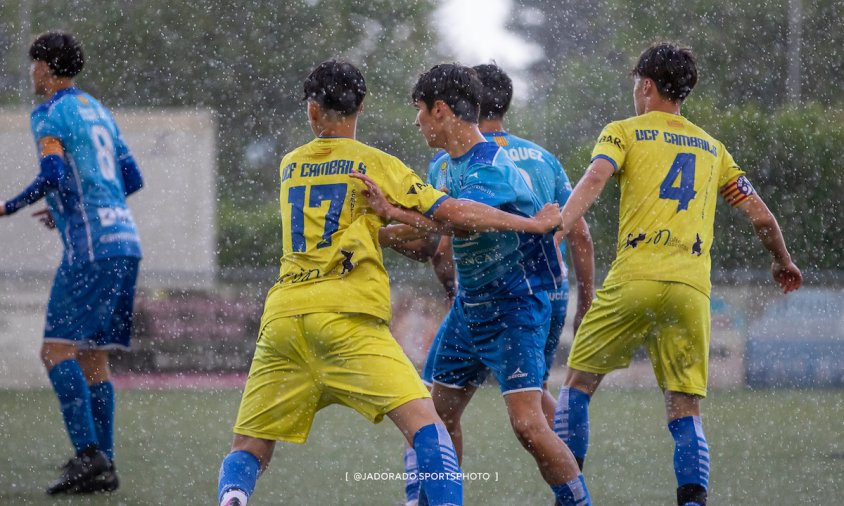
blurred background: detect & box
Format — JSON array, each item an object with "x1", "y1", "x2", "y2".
[
  {"x1": 0, "y1": 0, "x2": 842, "y2": 389},
  {"x1": 0, "y1": 0, "x2": 841, "y2": 385},
  {"x1": 0, "y1": 1, "x2": 841, "y2": 502}
]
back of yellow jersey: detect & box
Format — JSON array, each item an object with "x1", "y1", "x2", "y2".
[
  {"x1": 591, "y1": 111, "x2": 745, "y2": 296},
  {"x1": 263, "y1": 137, "x2": 448, "y2": 322}
]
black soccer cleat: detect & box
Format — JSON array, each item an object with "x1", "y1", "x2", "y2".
[
  {"x1": 45, "y1": 448, "x2": 109, "y2": 495},
  {"x1": 222, "y1": 498, "x2": 242, "y2": 506},
  {"x1": 71, "y1": 461, "x2": 120, "y2": 494}
]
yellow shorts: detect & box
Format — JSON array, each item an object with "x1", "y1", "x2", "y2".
[
  {"x1": 233, "y1": 312, "x2": 430, "y2": 443},
  {"x1": 567, "y1": 280, "x2": 711, "y2": 397}
]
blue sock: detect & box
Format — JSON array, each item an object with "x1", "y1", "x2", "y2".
[
  {"x1": 48, "y1": 359, "x2": 97, "y2": 454},
  {"x1": 404, "y1": 446, "x2": 421, "y2": 502},
  {"x1": 218, "y1": 450, "x2": 261, "y2": 504},
  {"x1": 551, "y1": 474, "x2": 591, "y2": 505},
  {"x1": 412, "y1": 423, "x2": 462, "y2": 506},
  {"x1": 669, "y1": 416, "x2": 710, "y2": 491},
  {"x1": 89, "y1": 381, "x2": 115, "y2": 461},
  {"x1": 553, "y1": 387, "x2": 591, "y2": 466}
]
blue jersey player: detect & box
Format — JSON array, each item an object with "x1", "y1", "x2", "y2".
[
  {"x1": 0, "y1": 32, "x2": 143, "y2": 495},
  {"x1": 357, "y1": 64, "x2": 591, "y2": 506},
  {"x1": 467, "y1": 64, "x2": 594, "y2": 430},
  {"x1": 400, "y1": 64, "x2": 595, "y2": 506}
]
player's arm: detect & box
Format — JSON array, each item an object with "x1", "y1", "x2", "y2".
[
  {"x1": 559, "y1": 158, "x2": 615, "y2": 236},
  {"x1": 115, "y1": 133, "x2": 143, "y2": 196},
  {"x1": 566, "y1": 217, "x2": 595, "y2": 334},
  {"x1": 351, "y1": 170, "x2": 559, "y2": 234},
  {"x1": 733, "y1": 193, "x2": 802, "y2": 293},
  {"x1": 379, "y1": 224, "x2": 441, "y2": 263},
  {"x1": 0, "y1": 137, "x2": 65, "y2": 217},
  {"x1": 432, "y1": 235, "x2": 456, "y2": 300},
  {"x1": 120, "y1": 154, "x2": 144, "y2": 196}
]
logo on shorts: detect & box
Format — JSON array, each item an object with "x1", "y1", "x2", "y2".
[{"x1": 506, "y1": 367, "x2": 529, "y2": 381}]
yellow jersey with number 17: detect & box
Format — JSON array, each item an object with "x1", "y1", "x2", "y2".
[
  {"x1": 591, "y1": 111, "x2": 749, "y2": 296},
  {"x1": 262, "y1": 137, "x2": 448, "y2": 323}
]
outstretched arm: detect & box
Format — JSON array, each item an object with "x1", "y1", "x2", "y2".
[
  {"x1": 350, "y1": 171, "x2": 559, "y2": 234},
  {"x1": 559, "y1": 158, "x2": 614, "y2": 236},
  {"x1": 565, "y1": 217, "x2": 595, "y2": 334},
  {"x1": 735, "y1": 195, "x2": 802, "y2": 293},
  {"x1": 0, "y1": 137, "x2": 65, "y2": 217}
]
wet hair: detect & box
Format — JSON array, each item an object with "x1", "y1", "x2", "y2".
[
  {"x1": 473, "y1": 63, "x2": 513, "y2": 120},
  {"x1": 633, "y1": 42, "x2": 697, "y2": 102},
  {"x1": 411, "y1": 63, "x2": 481, "y2": 123},
  {"x1": 302, "y1": 60, "x2": 366, "y2": 116},
  {"x1": 29, "y1": 31, "x2": 85, "y2": 78}
]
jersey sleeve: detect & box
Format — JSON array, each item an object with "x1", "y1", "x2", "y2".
[
  {"x1": 590, "y1": 121, "x2": 627, "y2": 172},
  {"x1": 30, "y1": 107, "x2": 63, "y2": 146},
  {"x1": 379, "y1": 156, "x2": 449, "y2": 218},
  {"x1": 717, "y1": 147, "x2": 754, "y2": 207}
]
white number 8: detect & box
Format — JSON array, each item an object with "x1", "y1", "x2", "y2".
[{"x1": 90, "y1": 125, "x2": 116, "y2": 181}]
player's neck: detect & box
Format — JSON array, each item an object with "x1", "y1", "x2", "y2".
[
  {"x1": 442, "y1": 123, "x2": 487, "y2": 159},
  {"x1": 478, "y1": 118, "x2": 505, "y2": 134},
  {"x1": 643, "y1": 99, "x2": 681, "y2": 116},
  {"x1": 312, "y1": 118, "x2": 357, "y2": 139},
  {"x1": 42, "y1": 78, "x2": 75, "y2": 98}
]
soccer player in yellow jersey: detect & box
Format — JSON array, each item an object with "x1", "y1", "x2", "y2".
[
  {"x1": 553, "y1": 43, "x2": 803, "y2": 506},
  {"x1": 215, "y1": 61, "x2": 560, "y2": 506}
]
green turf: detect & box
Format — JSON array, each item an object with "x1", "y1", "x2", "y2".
[{"x1": 1, "y1": 387, "x2": 842, "y2": 504}]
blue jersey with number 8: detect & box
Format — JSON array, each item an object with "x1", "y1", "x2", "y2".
[{"x1": 30, "y1": 87, "x2": 141, "y2": 264}]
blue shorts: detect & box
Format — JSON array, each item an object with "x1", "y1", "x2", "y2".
[
  {"x1": 429, "y1": 292, "x2": 551, "y2": 394},
  {"x1": 44, "y1": 256, "x2": 140, "y2": 350},
  {"x1": 544, "y1": 284, "x2": 569, "y2": 382}
]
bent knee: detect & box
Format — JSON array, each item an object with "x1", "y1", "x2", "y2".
[
  {"x1": 510, "y1": 418, "x2": 551, "y2": 446},
  {"x1": 40, "y1": 343, "x2": 75, "y2": 371}
]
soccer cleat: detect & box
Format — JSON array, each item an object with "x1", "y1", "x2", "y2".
[
  {"x1": 45, "y1": 449, "x2": 109, "y2": 495},
  {"x1": 222, "y1": 498, "x2": 242, "y2": 506},
  {"x1": 58, "y1": 457, "x2": 73, "y2": 471},
  {"x1": 71, "y1": 461, "x2": 120, "y2": 494}
]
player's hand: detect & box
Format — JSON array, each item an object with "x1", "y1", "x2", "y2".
[
  {"x1": 0, "y1": 201, "x2": 6, "y2": 217},
  {"x1": 349, "y1": 171, "x2": 397, "y2": 220},
  {"x1": 772, "y1": 260, "x2": 802, "y2": 293},
  {"x1": 32, "y1": 208, "x2": 56, "y2": 229},
  {"x1": 531, "y1": 203, "x2": 561, "y2": 233}
]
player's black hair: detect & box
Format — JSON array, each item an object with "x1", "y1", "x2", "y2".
[
  {"x1": 411, "y1": 64, "x2": 481, "y2": 123},
  {"x1": 29, "y1": 31, "x2": 84, "y2": 78},
  {"x1": 472, "y1": 63, "x2": 513, "y2": 120},
  {"x1": 633, "y1": 42, "x2": 697, "y2": 102},
  {"x1": 302, "y1": 60, "x2": 366, "y2": 116}
]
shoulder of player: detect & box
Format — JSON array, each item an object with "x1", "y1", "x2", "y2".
[
  {"x1": 683, "y1": 119, "x2": 727, "y2": 151},
  {"x1": 469, "y1": 141, "x2": 505, "y2": 167},
  {"x1": 31, "y1": 89, "x2": 97, "y2": 120},
  {"x1": 428, "y1": 149, "x2": 448, "y2": 168}
]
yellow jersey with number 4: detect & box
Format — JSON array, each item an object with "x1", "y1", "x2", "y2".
[
  {"x1": 591, "y1": 111, "x2": 750, "y2": 296},
  {"x1": 263, "y1": 137, "x2": 448, "y2": 323}
]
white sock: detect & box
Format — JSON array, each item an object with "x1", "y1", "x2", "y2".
[{"x1": 220, "y1": 489, "x2": 249, "y2": 506}]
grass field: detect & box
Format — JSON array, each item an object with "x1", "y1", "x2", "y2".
[{"x1": 1, "y1": 387, "x2": 842, "y2": 505}]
